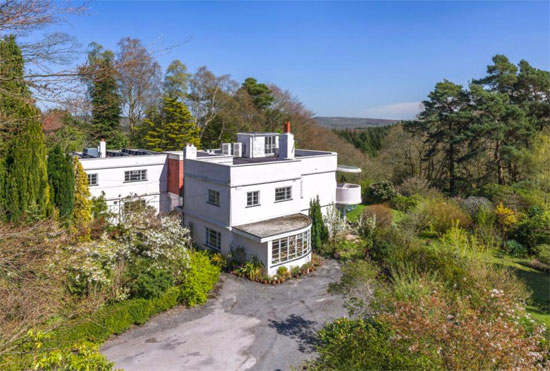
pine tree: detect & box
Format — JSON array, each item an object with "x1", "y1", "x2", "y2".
[
  {"x1": 309, "y1": 196, "x2": 328, "y2": 250},
  {"x1": 0, "y1": 35, "x2": 51, "y2": 222},
  {"x1": 47, "y1": 145, "x2": 75, "y2": 222},
  {"x1": 143, "y1": 96, "x2": 201, "y2": 151},
  {"x1": 407, "y1": 80, "x2": 472, "y2": 195},
  {"x1": 81, "y1": 42, "x2": 127, "y2": 148},
  {"x1": 72, "y1": 157, "x2": 92, "y2": 239}
]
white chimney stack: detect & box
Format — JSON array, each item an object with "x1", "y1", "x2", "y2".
[
  {"x1": 184, "y1": 143, "x2": 197, "y2": 159},
  {"x1": 98, "y1": 138, "x2": 107, "y2": 158},
  {"x1": 278, "y1": 121, "x2": 295, "y2": 160}
]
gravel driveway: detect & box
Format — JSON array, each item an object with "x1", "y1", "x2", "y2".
[{"x1": 101, "y1": 259, "x2": 346, "y2": 371}]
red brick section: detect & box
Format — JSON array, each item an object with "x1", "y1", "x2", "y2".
[{"x1": 167, "y1": 158, "x2": 184, "y2": 195}]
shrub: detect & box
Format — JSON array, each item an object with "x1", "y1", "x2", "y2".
[
  {"x1": 510, "y1": 209, "x2": 550, "y2": 253},
  {"x1": 503, "y1": 239, "x2": 528, "y2": 258},
  {"x1": 179, "y1": 250, "x2": 220, "y2": 307},
  {"x1": 398, "y1": 176, "x2": 432, "y2": 197},
  {"x1": 238, "y1": 255, "x2": 265, "y2": 280},
  {"x1": 127, "y1": 265, "x2": 173, "y2": 299},
  {"x1": 277, "y1": 266, "x2": 289, "y2": 279},
  {"x1": 333, "y1": 240, "x2": 367, "y2": 262},
  {"x1": 460, "y1": 196, "x2": 492, "y2": 220},
  {"x1": 364, "y1": 181, "x2": 397, "y2": 204},
  {"x1": 308, "y1": 318, "x2": 436, "y2": 371},
  {"x1": 381, "y1": 291, "x2": 547, "y2": 370},
  {"x1": 419, "y1": 198, "x2": 471, "y2": 235},
  {"x1": 390, "y1": 194, "x2": 418, "y2": 212},
  {"x1": 309, "y1": 196, "x2": 329, "y2": 250},
  {"x1": 33, "y1": 341, "x2": 114, "y2": 370},
  {"x1": 362, "y1": 204, "x2": 393, "y2": 230},
  {"x1": 535, "y1": 244, "x2": 550, "y2": 265}
]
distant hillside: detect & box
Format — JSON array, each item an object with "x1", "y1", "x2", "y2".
[{"x1": 314, "y1": 116, "x2": 399, "y2": 129}]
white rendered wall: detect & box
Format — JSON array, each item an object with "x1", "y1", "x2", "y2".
[{"x1": 80, "y1": 154, "x2": 169, "y2": 214}]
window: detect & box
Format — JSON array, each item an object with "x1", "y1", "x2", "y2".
[
  {"x1": 265, "y1": 136, "x2": 276, "y2": 154},
  {"x1": 88, "y1": 173, "x2": 98, "y2": 186},
  {"x1": 275, "y1": 186, "x2": 292, "y2": 202},
  {"x1": 207, "y1": 189, "x2": 220, "y2": 206},
  {"x1": 123, "y1": 199, "x2": 146, "y2": 215},
  {"x1": 247, "y1": 191, "x2": 260, "y2": 207},
  {"x1": 205, "y1": 227, "x2": 221, "y2": 250},
  {"x1": 124, "y1": 169, "x2": 147, "y2": 182},
  {"x1": 271, "y1": 230, "x2": 311, "y2": 266}
]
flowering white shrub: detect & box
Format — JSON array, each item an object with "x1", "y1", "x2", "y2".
[
  {"x1": 324, "y1": 203, "x2": 350, "y2": 240},
  {"x1": 65, "y1": 210, "x2": 192, "y2": 296}
]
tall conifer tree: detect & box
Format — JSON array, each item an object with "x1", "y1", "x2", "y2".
[
  {"x1": 0, "y1": 35, "x2": 51, "y2": 222},
  {"x1": 143, "y1": 96, "x2": 201, "y2": 151},
  {"x1": 48, "y1": 145, "x2": 75, "y2": 222}
]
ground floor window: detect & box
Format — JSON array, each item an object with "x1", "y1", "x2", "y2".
[
  {"x1": 205, "y1": 227, "x2": 221, "y2": 250},
  {"x1": 271, "y1": 229, "x2": 311, "y2": 266}
]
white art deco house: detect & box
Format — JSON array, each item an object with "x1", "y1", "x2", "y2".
[{"x1": 182, "y1": 122, "x2": 361, "y2": 276}]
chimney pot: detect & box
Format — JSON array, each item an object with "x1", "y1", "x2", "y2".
[{"x1": 284, "y1": 121, "x2": 291, "y2": 133}]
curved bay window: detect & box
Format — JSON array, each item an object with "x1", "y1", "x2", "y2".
[{"x1": 271, "y1": 229, "x2": 311, "y2": 266}]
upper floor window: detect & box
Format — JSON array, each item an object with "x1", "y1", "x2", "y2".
[
  {"x1": 247, "y1": 191, "x2": 260, "y2": 207},
  {"x1": 265, "y1": 136, "x2": 276, "y2": 155},
  {"x1": 205, "y1": 227, "x2": 221, "y2": 250},
  {"x1": 88, "y1": 173, "x2": 98, "y2": 186},
  {"x1": 275, "y1": 186, "x2": 292, "y2": 202},
  {"x1": 208, "y1": 189, "x2": 220, "y2": 206},
  {"x1": 125, "y1": 169, "x2": 147, "y2": 182}
]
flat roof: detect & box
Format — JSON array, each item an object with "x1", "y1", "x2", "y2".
[
  {"x1": 237, "y1": 132, "x2": 280, "y2": 137},
  {"x1": 233, "y1": 214, "x2": 311, "y2": 239}
]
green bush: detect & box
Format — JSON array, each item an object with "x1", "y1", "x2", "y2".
[
  {"x1": 364, "y1": 181, "x2": 397, "y2": 204},
  {"x1": 179, "y1": 250, "x2": 220, "y2": 307},
  {"x1": 35, "y1": 286, "x2": 183, "y2": 364},
  {"x1": 33, "y1": 341, "x2": 114, "y2": 371},
  {"x1": 535, "y1": 244, "x2": 550, "y2": 265},
  {"x1": 127, "y1": 264, "x2": 174, "y2": 299},
  {"x1": 308, "y1": 318, "x2": 436, "y2": 371},
  {"x1": 420, "y1": 198, "x2": 472, "y2": 235},
  {"x1": 503, "y1": 239, "x2": 528, "y2": 258},
  {"x1": 510, "y1": 208, "x2": 550, "y2": 253},
  {"x1": 333, "y1": 240, "x2": 366, "y2": 261},
  {"x1": 390, "y1": 194, "x2": 419, "y2": 211}
]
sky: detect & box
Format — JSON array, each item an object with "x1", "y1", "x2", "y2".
[{"x1": 48, "y1": 1, "x2": 549, "y2": 120}]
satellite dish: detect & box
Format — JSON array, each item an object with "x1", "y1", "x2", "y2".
[{"x1": 337, "y1": 165, "x2": 362, "y2": 173}]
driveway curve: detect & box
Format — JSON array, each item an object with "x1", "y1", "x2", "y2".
[{"x1": 101, "y1": 259, "x2": 347, "y2": 371}]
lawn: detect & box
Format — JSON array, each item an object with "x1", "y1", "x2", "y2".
[
  {"x1": 494, "y1": 257, "x2": 550, "y2": 326},
  {"x1": 345, "y1": 204, "x2": 365, "y2": 222}
]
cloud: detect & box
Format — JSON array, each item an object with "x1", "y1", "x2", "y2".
[{"x1": 359, "y1": 101, "x2": 423, "y2": 120}]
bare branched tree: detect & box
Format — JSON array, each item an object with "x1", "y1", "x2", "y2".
[
  {"x1": 116, "y1": 37, "x2": 161, "y2": 133},
  {"x1": 187, "y1": 66, "x2": 237, "y2": 138}
]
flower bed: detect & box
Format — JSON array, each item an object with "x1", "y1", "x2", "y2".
[{"x1": 233, "y1": 255, "x2": 322, "y2": 285}]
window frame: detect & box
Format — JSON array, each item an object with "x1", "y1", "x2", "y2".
[
  {"x1": 265, "y1": 136, "x2": 276, "y2": 155},
  {"x1": 124, "y1": 169, "x2": 147, "y2": 183},
  {"x1": 87, "y1": 173, "x2": 98, "y2": 186},
  {"x1": 205, "y1": 227, "x2": 221, "y2": 250},
  {"x1": 270, "y1": 229, "x2": 311, "y2": 267},
  {"x1": 275, "y1": 186, "x2": 292, "y2": 202},
  {"x1": 207, "y1": 189, "x2": 220, "y2": 206},
  {"x1": 246, "y1": 191, "x2": 260, "y2": 207}
]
